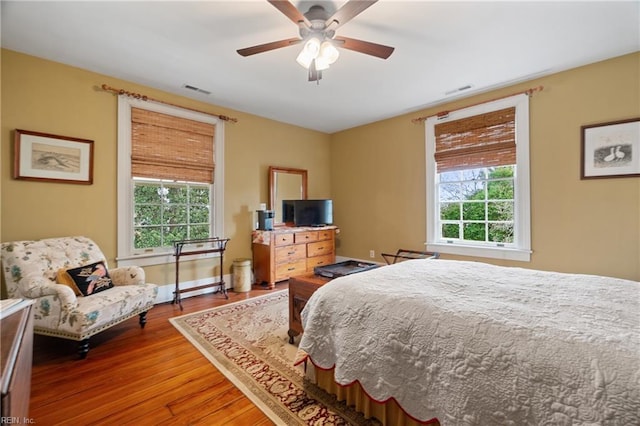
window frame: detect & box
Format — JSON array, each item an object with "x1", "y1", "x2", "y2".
[
  {"x1": 425, "y1": 94, "x2": 531, "y2": 262},
  {"x1": 116, "y1": 96, "x2": 224, "y2": 267}
]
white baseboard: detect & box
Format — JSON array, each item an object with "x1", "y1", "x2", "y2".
[{"x1": 153, "y1": 258, "x2": 384, "y2": 304}]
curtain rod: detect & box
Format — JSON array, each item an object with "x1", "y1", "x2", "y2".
[
  {"x1": 411, "y1": 85, "x2": 544, "y2": 124},
  {"x1": 100, "y1": 84, "x2": 238, "y2": 123}
]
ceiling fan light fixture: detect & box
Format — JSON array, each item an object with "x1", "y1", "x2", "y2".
[
  {"x1": 297, "y1": 38, "x2": 339, "y2": 71},
  {"x1": 296, "y1": 37, "x2": 321, "y2": 68},
  {"x1": 319, "y1": 41, "x2": 339, "y2": 65},
  {"x1": 296, "y1": 50, "x2": 313, "y2": 68},
  {"x1": 314, "y1": 57, "x2": 330, "y2": 71}
]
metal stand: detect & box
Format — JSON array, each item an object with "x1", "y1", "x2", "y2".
[
  {"x1": 173, "y1": 237, "x2": 230, "y2": 310},
  {"x1": 381, "y1": 249, "x2": 439, "y2": 265}
]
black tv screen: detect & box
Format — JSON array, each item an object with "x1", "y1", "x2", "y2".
[
  {"x1": 282, "y1": 200, "x2": 296, "y2": 223},
  {"x1": 283, "y1": 199, "x2": 333, "y2": 226}
]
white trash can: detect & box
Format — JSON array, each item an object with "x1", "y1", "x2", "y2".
[{"x1": 233, "y1": 258, "x2": 252, "y2": 293}]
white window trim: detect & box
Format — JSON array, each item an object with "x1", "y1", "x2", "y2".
[
  {"x1": 116, "y1": 96, "x2": 225, "y2": 267},
  {"x1": 425, "y1": 94, "x2": 531, "y2": 262}
]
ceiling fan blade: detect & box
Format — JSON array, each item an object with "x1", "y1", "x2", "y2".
[
  {"x1": 327, "y1": 0, "x2": 377, "y2": 29},
  {"x1": 237, "y1": 38, "x2": 302, "y2": 57},
  {"x1": 334, "y1": 36, "x2": 394, "y2": 59},
  {"x1": 267, "y1": 0, "x2": 309, "y2": 25}
]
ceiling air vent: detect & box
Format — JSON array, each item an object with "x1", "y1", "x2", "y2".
[
  {"x1": 182, "y1": 84, "x2": 211, "y2": 95},
  {"x1": 445, "y1": 84, "x2": 473, "y2": 96}
]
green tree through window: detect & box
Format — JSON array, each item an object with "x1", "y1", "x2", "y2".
[
  {"x1": 133, "y1": 180, "x2": 210, "y2": 249},
  {"x1": 439, "y1": 166, "x2": 514, "y2": 244}
]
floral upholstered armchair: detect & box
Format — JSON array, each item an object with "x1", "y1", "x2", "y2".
[{"x1": 1, "y1": 236, "x2": 158, "y2": 358}]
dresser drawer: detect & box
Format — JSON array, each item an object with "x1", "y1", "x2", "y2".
[
  {"x1": 274, "y1": 233, "x2": 294, "y2": 246},
  {"x1": 275, "y1": 244, "x2": 306, "y2": 263},
  {"x1": 275, "y1": 260, "x2": 307, "y2": 281},
  {"x1": 306, "y1": 254, "x2": 334, "y2": 271},
  {"x1": 317, "y1": 230, "x2": 334, "y2": 241},
  {"x1": 295, "y1": 231, "x2": 318, "y2": 243},
  {"x1": 307, "y1": 240, "x2": 333, "y2": 257}
]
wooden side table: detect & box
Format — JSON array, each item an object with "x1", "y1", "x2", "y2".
[
  {"x1": 288, "y1": 273, "x2": 331, "y2": 343},
  {"x1": 1, "y1": 300, "x2": 34, "y2": 420}
]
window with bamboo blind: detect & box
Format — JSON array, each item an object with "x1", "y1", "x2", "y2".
[
  {"x1": 425, "y1": 94, "x2": 531, "y2": 262},
  {"x1": 433, "y1": 107, "x2": 515, "y2": 173},
  {"x1": 117, "y1": 97, "x2": 224, "y2": 267},
  {"x1": 131, "y1": 107, "x2": 215, "y2": 183}
]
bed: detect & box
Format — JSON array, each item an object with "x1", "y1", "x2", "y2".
[{"x1": 294, "y1": 259, "x2": 640, "y2": 425}]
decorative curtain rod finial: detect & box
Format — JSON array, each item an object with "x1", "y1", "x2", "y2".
[
  {"x1": 525, "y1": 85, "x2": 544, "y2": 96},
  {"x1": 218, "y1": 115, "x2": 239, "y2": 123}
]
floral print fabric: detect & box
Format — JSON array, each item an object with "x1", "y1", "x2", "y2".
[{"x1": 1, "y1": 236, "x2": 158, "y2": 340}]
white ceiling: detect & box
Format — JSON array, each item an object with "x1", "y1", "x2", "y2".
[{"x1": 1, "y1": 1, "x2": 639, "y2": 133}]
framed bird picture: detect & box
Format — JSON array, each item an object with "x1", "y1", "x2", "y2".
[
  {"x1": 581, "y1": 118, "x2": 640, "y2": 179},
  {"x1": 14, "y1": 129, "x2": 94, "y2": 184}
]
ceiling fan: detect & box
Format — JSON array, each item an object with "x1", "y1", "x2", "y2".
[{"x1": 237, "y1": 0, "x2": 394, "y2": 82}]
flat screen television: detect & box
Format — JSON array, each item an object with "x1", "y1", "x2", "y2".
[{"x1": 282, "y1": 199, "x2": 333, "y2": 227}]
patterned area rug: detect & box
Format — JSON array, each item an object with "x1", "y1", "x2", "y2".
[{"x1": 169, "y1": 290, "x2": 379, "y2": 425}]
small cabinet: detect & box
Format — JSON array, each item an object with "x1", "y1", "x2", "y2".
[
  {"x1": 252, "y1": 226, "x2": 337, "y2": 289},
  {"x1": 288, "y1": 273, "x2": 331, "y2": 343}
]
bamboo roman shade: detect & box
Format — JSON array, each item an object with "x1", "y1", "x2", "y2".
[
  {"x1": 131, "y1": 108, "x2": 215, "y2": 183},
  {"x1": 434, "y1": 107, "x2": 516, "y2": 173}
]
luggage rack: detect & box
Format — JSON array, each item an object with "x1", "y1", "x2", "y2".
[
  {"x1": 381, "y1": 249, "x2": 439, "y2": 265},
  {"x1": 173, "y1": 237, "x2": 230, "y2": 310},
  {"x1": 314, "y1": 260, "x2": 379, "y2": 278}
]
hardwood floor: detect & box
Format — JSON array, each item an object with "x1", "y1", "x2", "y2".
[{"x1": 29, "y1": 283, "x2": 288, "y2": 425}]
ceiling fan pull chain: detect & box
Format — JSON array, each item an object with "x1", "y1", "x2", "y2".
[{"x1": 308, "y1": 59, "x2": 322, "y2": 84}]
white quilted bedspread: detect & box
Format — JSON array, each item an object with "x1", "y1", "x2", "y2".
[{"x1": 298, "y1": 260, "x2": 640, "y2": 425}]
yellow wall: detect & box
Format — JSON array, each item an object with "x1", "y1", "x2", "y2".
[
  {"x1": 331, "y1": 52, "x2": 640, "y2": 281},
  {"x1": 2, "y1": 49, "x2": 639, "y2": 287},
  {"x1": 0, "y1": 49, "x2": 331, "y2": 288}
]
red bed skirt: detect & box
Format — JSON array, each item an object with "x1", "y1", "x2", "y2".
[{"x1": 307, "y1": 362, "x2": 440, "y2": 426}]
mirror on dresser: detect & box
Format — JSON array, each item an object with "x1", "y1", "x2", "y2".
[{"x1": 269, "y1": 166, "x2": 308, "y2": 226}]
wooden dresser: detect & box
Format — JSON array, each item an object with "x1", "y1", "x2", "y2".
[{"x1": 252, "y1": 226, "x2": 337, "y2": 289}]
